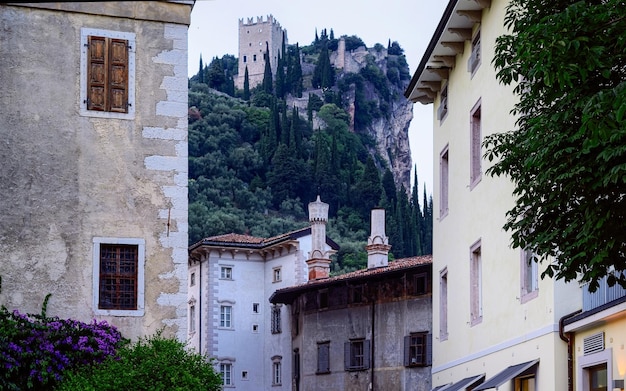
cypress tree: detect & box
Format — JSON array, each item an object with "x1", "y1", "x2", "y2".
[
  {"x1": 243, "y1": 66, "x2": 250, "y2": 101},
  {"x1": 262, "y1": 43, "x2": 273, "y2": 94},
  {"x1": 198, "y1": 54, "x2": 204, "y2": 83}
]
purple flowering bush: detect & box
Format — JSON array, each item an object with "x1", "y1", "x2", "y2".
[{"x1": 0, "y1": 294, "x2": 126, "y2": 390}]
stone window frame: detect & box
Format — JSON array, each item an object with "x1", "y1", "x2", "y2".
[
  {"x1": 92, "y1": 237, "x2": 145, "y2": 317},
  {"x1": 80, "y1": 28, "x2": 135, "y2": 120}
]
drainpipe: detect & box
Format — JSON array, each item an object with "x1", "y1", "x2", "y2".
[
  {"x1": 198, "y1": 256, "x2": 202, "y2": 355},
  {"x1": 370, "y1": 299, "x2": 375, "y2": 390},
  {"x1": 559, "y1": 310, "x2": 581, "y2": 391}
]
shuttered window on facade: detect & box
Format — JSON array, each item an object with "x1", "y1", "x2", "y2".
[{"x1": 87, "y1": 36, "x2": 129, "y2": 113}]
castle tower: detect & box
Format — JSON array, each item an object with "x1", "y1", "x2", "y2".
[
  {"x1": 236, "y1": 14, "x2": 287, "y2": 90},
  {"x1": 306, "y1": 195, "x2": 332, "y2": 280},
  {"x1": 366, "y1": 208, "x2": 391, "y2": 269}
]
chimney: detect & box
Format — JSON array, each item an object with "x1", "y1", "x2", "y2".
[
  {"x1": 366, "y1": 208, "x2": 391, "y2": 269},
  {"x1": 306, "y1": 196, "x2": 332, "y2": 280}
]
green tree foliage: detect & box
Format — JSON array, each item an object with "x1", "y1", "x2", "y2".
[
  {"x1": 57, "y1": 333, "x2": 222, "y2": 391},
  {"x1": 486, "y1": 0, "x2": 626, "y2": 290},
  {"x1": 187, "y1": 31, "x2": 432, "y2": 271},
  {"x1": 262, "y1": 43, "x2": 273, "y2": 94},
  {"x1": 243, "y1": 66, "x2": 250, "y2": 101}
]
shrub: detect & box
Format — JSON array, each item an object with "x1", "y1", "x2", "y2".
[
  {"x1": 56, "y1": 333, "x2": 222, "y2": 391},
  {"x1": 0, "y1": 295, "x2": 125, "y2": 390}
]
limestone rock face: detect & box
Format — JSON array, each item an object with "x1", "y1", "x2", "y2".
[{"x1": 289, "y1": 42, "x2": 413, "y2": 191}]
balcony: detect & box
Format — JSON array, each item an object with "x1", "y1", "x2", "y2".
[{"x1": 583, "y1": 276, "x2": 626, "y2": 312}]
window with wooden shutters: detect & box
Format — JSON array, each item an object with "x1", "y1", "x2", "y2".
[
  {"x1": 404, "y1": 332, "x2": 432, "y2": 367},
  {"x1": 344, "y1": 339, "x2": 370, "y2": 371},
  {"x1": 81, "y1": 28, "x2": 135, "y2": 119},
  {"x1": 92, "y1": 237, "x2": 145, "y2": 316},
  {"x1": 317, "y1": 342, "x2": 330, "y2": 374}
]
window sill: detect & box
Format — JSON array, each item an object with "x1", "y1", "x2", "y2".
[
  {"x1": 520, "y1": 290, "x2": 539, "y2": 304},
  {"x1": 470, "y1": 316, "x2": 483, "y2": 327},
  {"x1": 316, "y1": 371, "x2": 331, "y2": 375},
  {"x1": 469, "y1": 176, "x2": 482, "y2": 190},
  {"x1": 94, "y1": 308, "x2": 144, "y2": 317}
]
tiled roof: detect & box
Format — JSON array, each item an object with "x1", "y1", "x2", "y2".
[
  {"x1": 189, "y1": 226, "x2": 339, "y2": 252},
  {"x1": 270, "y1": 255, "x2": 432, "y2": 303},
  {"x1": 309, "y1": 255, "x2": 432, "y2": 285}
]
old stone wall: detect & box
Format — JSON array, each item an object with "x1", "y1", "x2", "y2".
[{"x1": 0, "y1": 2, "x2": 190, "y2": 341}]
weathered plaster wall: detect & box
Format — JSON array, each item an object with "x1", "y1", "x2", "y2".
[{"x1": 0, "y1": 3, "x2": 190, "y2": 341}]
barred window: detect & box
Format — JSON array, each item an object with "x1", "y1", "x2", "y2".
[
  {"x1": 98, "y1": 244, "x2": 137, "y2": 310},
  {"x1": 271, "y1": 305, "x2": 281, "y2": 334}
]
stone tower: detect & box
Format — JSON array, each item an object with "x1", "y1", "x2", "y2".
[{"x1": 236, "y1": 14, "x2": 287, "y2": 90}]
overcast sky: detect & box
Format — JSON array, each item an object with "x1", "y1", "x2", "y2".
[{"x1": 187, "y1": 0, "x2": 449, "y2": 197}]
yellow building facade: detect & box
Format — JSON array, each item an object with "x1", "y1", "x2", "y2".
[{"x1": 407, "y1": 0, "x2": 582, "y2": 389}]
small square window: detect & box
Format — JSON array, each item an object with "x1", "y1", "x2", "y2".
[
  {"x1": 190, "y1": 272, "x2": 195, "y2": 286},
  {"x1": 253, "y1": 303, "x2": 260, "y2": 313},
  {"x1": 273, "y1": 268, "x2": 281, "y2": 282},
  {"x1": 319, "y1": 289, "x2": 329, "y2": 309},
  {"x1": 345, "y1": 339, "x2": 370, "y2": 371},
  {"x1": 437, "y1": 85, "x2": 448, "y2": 121},
  {"x1": 349, "y1": 285, "x2": 363, "y2": 304},
  {"x1": 404, "y1": 332, "x2": 431, "y2": 367},
  {"x1": 414, "y1": 272, "x2": 429, "y2": 296},
  {"x1": 242, "y1": 371, "x2": 248, "y2": 380},
  {"x1": 252, "y1": 324, "x2": 259, "y2": 332},
  {"x1": 221, "y1": 266, "x2": 233, "y2": 280}
]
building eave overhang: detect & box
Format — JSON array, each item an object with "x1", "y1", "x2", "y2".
[
  {"x1": 404, "y1": 0, "x2": 490, "y2": 104},
  {"x1": 269, "y1": 257, "x2": 432, "y2": 305},
  {"x1": 563, "y1": 295, "x2": 626, "y2": 333}
]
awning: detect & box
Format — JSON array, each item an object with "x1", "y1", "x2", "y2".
[
  {"x1": 474, "y1": 359, "x2": 539, "y2": 390},
  {"x1": 441, "y1": 374, "x2": 486, "y2": 391},
  {"x1": 432, "y1": 384, "x2": 452, "y2": 391}
]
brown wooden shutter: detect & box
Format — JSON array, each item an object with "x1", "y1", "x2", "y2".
[
  {"x1": 108, "y1": 38, "x2": 129, "y2": 113},
  {"x1": 87, "y1": 36, "x2": 107, "y2": 111}
]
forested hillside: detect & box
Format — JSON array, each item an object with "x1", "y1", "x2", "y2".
[{"x1": 189, "y1": 31, "x2": 432, "y2": 274}]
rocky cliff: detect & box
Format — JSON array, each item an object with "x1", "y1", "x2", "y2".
[{"x1": 287, "y1": 40, "x2": 413, "y2": 191}]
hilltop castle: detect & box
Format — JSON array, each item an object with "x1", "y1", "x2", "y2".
[{"x1": 236, "y1": 14, "x2": 287, "y2": 90}]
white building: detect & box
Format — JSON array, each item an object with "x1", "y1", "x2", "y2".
[{"x1": 188, "y1": 196, "x2": 337, "y2": 390}]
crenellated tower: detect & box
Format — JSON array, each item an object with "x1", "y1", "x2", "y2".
[{"x1": 236, "y1": 14, "x2": 287, "y2": 90}]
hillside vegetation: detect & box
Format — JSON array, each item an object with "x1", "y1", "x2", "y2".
[{"x1": 189, "y1": 30, "x2": 431, "y2": 273}]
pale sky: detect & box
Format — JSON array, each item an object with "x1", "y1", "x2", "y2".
[{"x1": 187, "y1": 0, "x2": 449, "y2": 197}]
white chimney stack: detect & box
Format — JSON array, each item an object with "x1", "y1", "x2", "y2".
[
  {"x1": 366, "y1": 208, "x2": 391, "y2": 269},
  {"x1": 306, "y1": 196, "x2": 332, "y2": 280}
]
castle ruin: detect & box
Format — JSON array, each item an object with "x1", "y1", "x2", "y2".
[{"x1": 236, "y1": 14, "x2": 287, "y2": 90}]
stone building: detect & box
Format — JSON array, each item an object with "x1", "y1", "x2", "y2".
[
  {"x1": 236, "y1": 14, "x2": 287, "y2": 89},
  {"x1": 271, "y1": 208, "x2": 433, "y2": 391},
  {"x1": 0, "y1": 1, "x2": 193, "y2": 341},
  {"x1": 188, "y1": 196, "x2": 338, "y2": 390}
]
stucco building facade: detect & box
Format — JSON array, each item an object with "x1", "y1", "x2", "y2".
[
  {"x1": 188, "y1": 196, "x2": 338, "y2": 390},
  {"x1": 406, "y1": 0, "x2": 581, "y2": 389},
  {"x1": 0, "y1": 1, "x2": 193, "y2": 341},
  {"x1": 271, "y1": 209, "x2": 433, "y2": 391}
]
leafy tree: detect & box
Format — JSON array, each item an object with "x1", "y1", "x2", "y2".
[
  {"x1": 57, "y1": 333, "x2": 222, "y2": 391},
  {"x1": 485, "y1": 0, "x2": 626, "y2": 290}
]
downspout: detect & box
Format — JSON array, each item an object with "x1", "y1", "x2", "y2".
[
  {"x1": 559, "y1": 310, "x2": 581, "y2": 391},
  {"x1": 198, "y1": 255, "x2": 203, "y2": 355},
  {"x1": 370, "y1": 299, "x2": 375, "y2": 390}
]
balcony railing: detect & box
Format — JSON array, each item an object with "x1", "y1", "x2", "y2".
[{"x1": 583, "y1": 276, "x2": 626, "y2": 312}]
